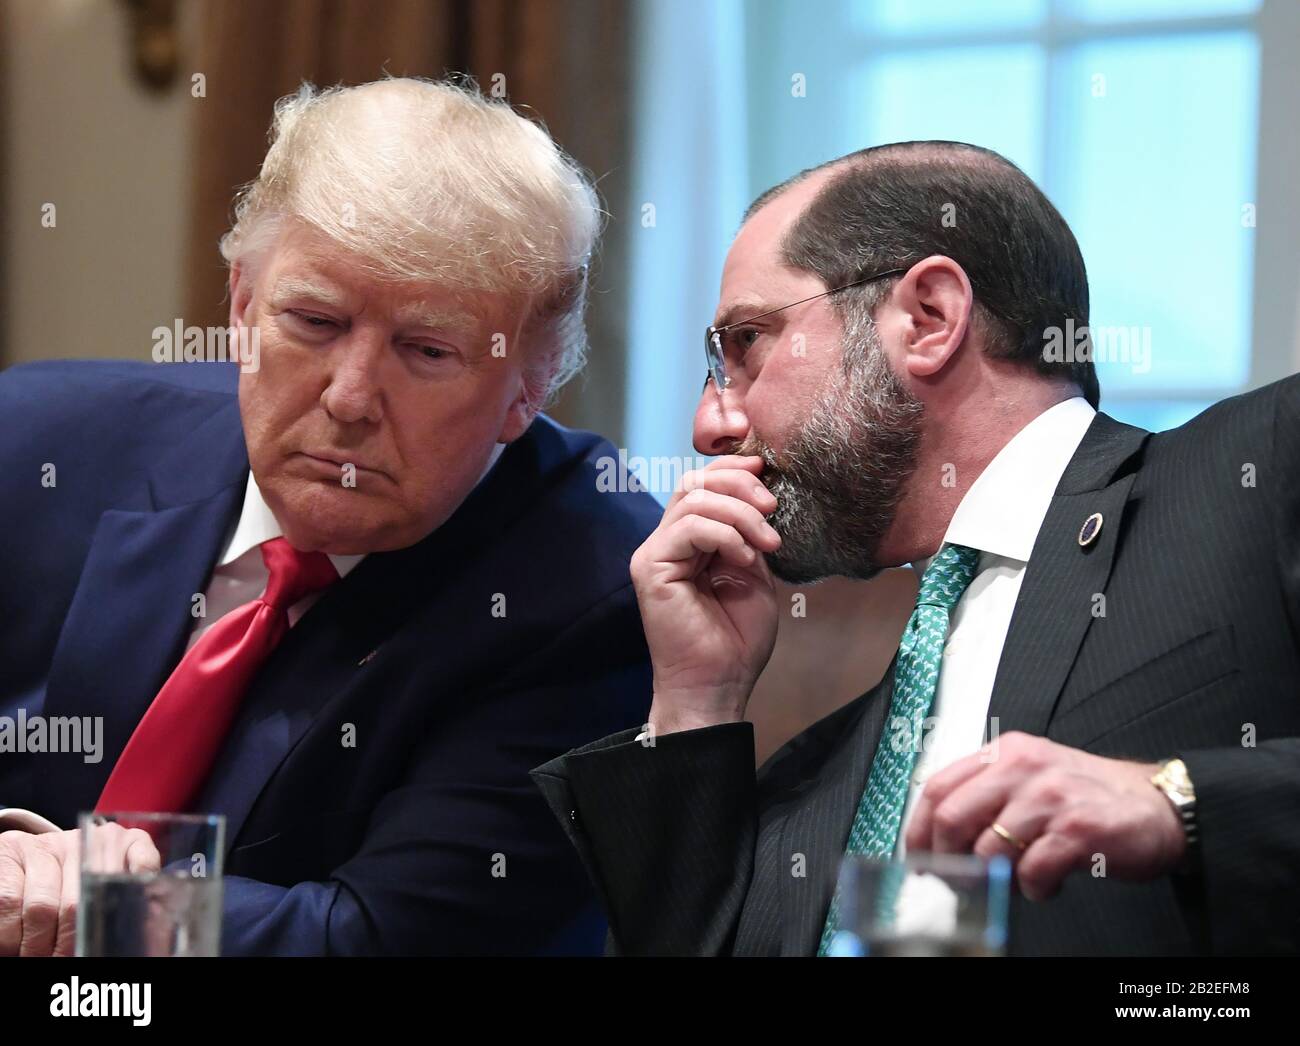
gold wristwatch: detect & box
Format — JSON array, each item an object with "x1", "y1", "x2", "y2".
[{"x1": 1150, "y1": 757, "x2": 1198, "y2": 871}]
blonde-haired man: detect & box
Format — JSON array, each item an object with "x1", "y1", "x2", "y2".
[{"x1": 0, "y1": 79, "x2": 660, "y2": 956}]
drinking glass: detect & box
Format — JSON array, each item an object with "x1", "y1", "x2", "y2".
[
  {"x1": 76, "y1": 811, "x2": 225, "y2": 957},
  {"x1": 827, "y1": 851, "x2": 1011, "y2": 957}
]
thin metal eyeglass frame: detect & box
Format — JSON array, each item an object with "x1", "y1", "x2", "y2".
[{"x1": 704, "y1": 267, "x2": 907, "y2": 392}]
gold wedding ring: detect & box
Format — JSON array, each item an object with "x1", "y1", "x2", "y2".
[{"x1": 991, "y1": 821, "x2": 1029, "y2": 852}]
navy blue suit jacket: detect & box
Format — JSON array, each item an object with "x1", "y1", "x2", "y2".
[{"x1": 0, "y1": 359, "x2": 661, "y2": 955}]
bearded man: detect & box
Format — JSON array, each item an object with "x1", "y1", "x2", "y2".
[{"x1": 533, "y1": 141, "x2": 1300, "y2": 956}]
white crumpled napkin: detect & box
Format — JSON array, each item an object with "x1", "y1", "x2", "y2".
[{"x1": 892, "y1": 871, "x2": 960, "y2": 938}]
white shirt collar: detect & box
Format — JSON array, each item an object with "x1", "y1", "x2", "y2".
[
  {"x1": 942, "y1": 396, "x2": 1096, "y2": 563},
  {"x1": 912, "y1": 397, "x2": 1096, "y2": 577},
  {"x1": 218, "y1": 440, "x2": 508, "y2": 574},
  {"x1": 218, "y1": 475, "x2": 366, "y2": 577}
]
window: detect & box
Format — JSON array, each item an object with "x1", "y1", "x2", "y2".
[
  {"x1": 744, "y1": 0, "x2": 1262, "y2": 432},
  {"x1": 626, "y1": 0, "x2": 1296, "y2": 477}
]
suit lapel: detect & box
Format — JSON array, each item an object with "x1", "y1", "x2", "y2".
[
  {"x1": 986, "y1": 413, "x2": 1149, "y2": 739},
  {"x1": 193, "y1": 418, "x2": 579, "y2": 847},
  {"x1": 771, "y1": 662, "x2": 896, "y2": 956},
  {"x1": 39, "y1": 398, "x2": 247, "y2": 827},
  {"x1": 746, "y1": 414, "x2": 1147, "y2": 955}
]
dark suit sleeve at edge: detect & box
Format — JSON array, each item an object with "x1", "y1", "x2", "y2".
[
  {"x1": 1175, "y1": 379, "x2": 1300, "y2": 956},
  {"x1": 531, "y1": 722, "x2": 758, "y2": 956}
]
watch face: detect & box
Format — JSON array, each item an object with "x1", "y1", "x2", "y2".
[
  {"x1": 1153, "y1": 762, "x2": 1194, "y2": 806},
  {"x1": 1159, "y1": 759, "x2": 1192, "y2": 793}
]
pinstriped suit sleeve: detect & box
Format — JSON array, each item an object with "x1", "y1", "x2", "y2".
[
  {"x1": 1177, "y1": 379, "x2": 1300, "y2": 956},
  {"x1": 532, "y1": 722, "x2": 758, "y2": 956}
]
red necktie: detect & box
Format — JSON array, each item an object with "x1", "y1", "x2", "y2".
[{"x1": 97, "y1": 537, "x2": 338, "y2": 814}]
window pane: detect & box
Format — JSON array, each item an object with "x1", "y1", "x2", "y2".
[
  {"x1": 853, "y1": 45, "x2": 1045, "y2": 182},
  {"x1": 855, "y1": 0, "x2": 1047, "y2": 35},
  {"x1": 1049, "y1": 32, "x2": 1258, "y2": 393},
  {"x1": 1061, "y1": 0, "x2": 1259, "y2": 23}
]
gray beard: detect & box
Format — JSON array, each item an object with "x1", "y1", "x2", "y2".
[{"x1": 734, "y1": 328, "x2": 924, "y2": 584}]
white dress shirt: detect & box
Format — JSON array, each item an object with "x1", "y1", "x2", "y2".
[
  {"x1": 186, "y1": 475, "x2": 365, "y2": 650},
  {"x1": 0, "y1": 442, "x2": 508, "y2": 834},
  {"x1": 894, "y1": 396, "x2": 1096, "y2": 856},
  {"x1": 188, "y1": 442, "x2": 507, "y2": 650}
]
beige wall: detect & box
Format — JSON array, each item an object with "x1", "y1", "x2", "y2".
[
  {"x1": 2, "y1": 0, "x2": 198, "y2": 368},
  {"x1": 749, "y1": 571, "x2": 916, "y2": 765}
]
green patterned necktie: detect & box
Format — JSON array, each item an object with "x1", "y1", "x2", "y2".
[{"x1": 818, "y1": 542, "x2": 981, "y2": 956}]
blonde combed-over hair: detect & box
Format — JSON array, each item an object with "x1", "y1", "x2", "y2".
[{"x1": 220, "y1": 77, "x2": 603, "y2": 408}]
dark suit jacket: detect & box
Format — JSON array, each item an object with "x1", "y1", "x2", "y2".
[
  {"x1": 0, "y1": 359, "x2": 662, "y2": 955},
  {"x1": 533, "y1": 375, "x2": 1300, "y2": 956}
]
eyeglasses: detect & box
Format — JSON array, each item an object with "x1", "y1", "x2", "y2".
[{"x1": 704, "y1": 267, "x2": 907, "y2": 393}]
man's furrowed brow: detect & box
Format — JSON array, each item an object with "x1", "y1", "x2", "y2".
[
  {"x1": 714, "y1": 296, "x2": 773, "y2": 330},
  {"x1": 394, "y1": 303, "x2": 480, "y2": 335},
  {"x1": 267, "y1": 275, "x2": 350, "y2": 309}
]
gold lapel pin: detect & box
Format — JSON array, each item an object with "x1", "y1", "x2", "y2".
[
  {"x1": 357, "y1": 648, "x2": 379, "y2": 666},
  {"x1": 1078, "y1": 512, "x2": 1104, "y2": 548}
]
